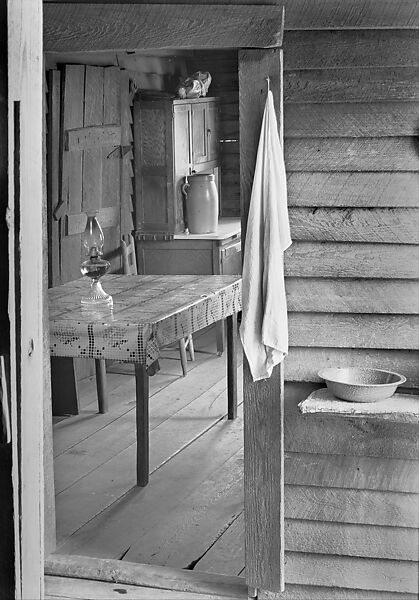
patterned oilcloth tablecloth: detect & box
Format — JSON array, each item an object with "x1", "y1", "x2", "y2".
[{"x1": 49, "y1": 274, "x2": 242, "y2": 368}]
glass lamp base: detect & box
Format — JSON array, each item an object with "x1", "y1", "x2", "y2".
[{"x1": 81, "y1": 280, "x2": 113, "y2": 306}]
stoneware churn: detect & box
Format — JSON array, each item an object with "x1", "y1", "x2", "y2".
[{"x1": 182, "y1": 173, "x2": 218, "y2": 234}]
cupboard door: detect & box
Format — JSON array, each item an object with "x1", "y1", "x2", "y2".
[
  {"x1": 134, "y1": 100, "x2": 175, "y2": 234},
  {"x1": 173, "y1": 103, "x2": 191, "y2": 232},
  {"x1": 207, "y1": 101, "x2": 220, "y2": 162},
  {"x1": 191, "y1": 102, "x2": 208, "y2": 164}
]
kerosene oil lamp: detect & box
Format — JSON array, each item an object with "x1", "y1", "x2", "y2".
[{"x1": 80, "y1": 212, "x2": 113, "y2": 306}]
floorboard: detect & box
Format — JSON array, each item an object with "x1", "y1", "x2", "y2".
[
  {"x1": 53, "y1": 327, "x2": 245, "y2": 577},
  {"x1": 195, "y1": 512, "x2": 245, "y2": 576}
]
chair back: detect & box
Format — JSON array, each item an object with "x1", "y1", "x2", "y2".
[{"x1": 121, "y1": 234, "x2": 138, "y2": 276}]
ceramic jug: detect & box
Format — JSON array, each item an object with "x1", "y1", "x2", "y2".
[{"x1": 182, "y1": 174, "x2": 218, "y2": 234}]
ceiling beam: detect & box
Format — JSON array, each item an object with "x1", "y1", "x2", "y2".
[{"x1": 43, "y1": 4, "x2": 284, "y2": 53}]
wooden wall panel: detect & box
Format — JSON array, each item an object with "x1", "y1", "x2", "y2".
[
  {"x1": 285, "y1": 519, "x2": 418, "y2": 561},
  {"x1": 289, "y1": 207, "x2": 419, "y2": 243},
  {"x1": 283, "y1": 30, "x2": 419, "y2": 70},
  {"x1": 285, "y1": 102, "x2": 419, "y2": 138},
  {"x1": 285, "y1": 551, "x2": 417, "y2": 594},
  {"x1": 287, "y1": 173, "x2": 419, "y2": 207},
  {"x1": 283, "y1": 0, "x2": 419, "y2": 30},
  {"x1": 82, "y1": 66, "x2": 103, "y2": 213},
  {"x1": 42, "y1": 0, "x2": 419, "y2": 31},
  {"x1": 284, "y1": 416, "x2": 418, "y2": 461},
  {"x1": 60, "y1": 65, "x2": 85, "y2": 283},
  {"x1": 285, "y1": 452, "x2": 419, "y2": 493},
  {"x1": 285, "y1": 243, "x2": 419, "y2": 279},
  {"x1": 43, "y1": 4, "x2": 284, "y2": 53},
  {"x1": 285, "y1": 279, "x2": 419, "y2": 314},
  {"x1": 284, "y1": 486, "x2": 418, "y2": 529},
  {"x1": 288, "y1": 313, "x2": 419, "y2": 350},
  {"x1": 285, "y1": 137, "x2": 418, "y2": 171},
  {"x1": 285, "y1": 67, "x2": 419, "y2": 103}
]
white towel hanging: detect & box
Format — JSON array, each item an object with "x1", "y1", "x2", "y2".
[{"x1": 240, "y1": 90, "x2": 292, "y2": 382}]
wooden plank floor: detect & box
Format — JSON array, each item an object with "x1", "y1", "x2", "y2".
[{"x1": 52, "y1": 326, "x2": 245, "y2": 578}]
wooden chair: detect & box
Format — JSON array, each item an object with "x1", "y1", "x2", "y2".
[{"x1": 95, "y1": 235, "x2": 195, "y2": 411}]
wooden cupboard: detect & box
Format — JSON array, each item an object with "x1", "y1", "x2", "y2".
[
  {"x1": 134, "y1": 95, "x2": 220, "y2": 237},
  {"x1": 136, "y1": 217, "x2": 241, "y2": 276}
]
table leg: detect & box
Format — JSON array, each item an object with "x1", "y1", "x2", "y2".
[
  {"x1": 135, "y1": 364, "x2": 149, "y2": 486},
  {"x1": 226, "y1": 314, "x2": 238, "y2": 420},
  {"x1": 95, "y1": 359, "x2": 108, "y2": 414},
  {"x1": 216, "y1": 321, "x2": 225, "y2": 356}
]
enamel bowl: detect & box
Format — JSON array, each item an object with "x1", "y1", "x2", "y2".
[{"x1": 318, "y1": 367, "x2": 406, "y2": 403}]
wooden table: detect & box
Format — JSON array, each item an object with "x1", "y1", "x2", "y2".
[{"x1": 49, "y1": 274, "x2": 242, "y2": 486}]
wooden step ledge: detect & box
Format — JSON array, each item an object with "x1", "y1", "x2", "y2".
[{"x1": 299, "y1": 388, "x2": 419, "y2": 423}]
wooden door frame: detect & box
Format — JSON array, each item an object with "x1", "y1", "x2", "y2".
[
  {"x1": 7, "y1": 0, "x2": 45, "y2": 596},
  {"x1": 7, "y1": 3, "x2": 285, "y2": 598}
]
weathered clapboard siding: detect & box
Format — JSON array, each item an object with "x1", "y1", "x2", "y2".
[
  {"x1": 285, "y1": 279, "x2": 419, "y2": 314},
  {"x1": 280, "y1": 384, "x2": 419, "y2": 596},
  {"x1": 285, "y1": 552, "x2": 417, "y2": 594},
  {"x1": 285, "y1": 137, "x2": 418, "y2": 171},
  {"x1": 289, "y1": 208, "x2": 419, "y2": 244},
  {"x1": 284, "y1": 67, "x2": 419, "y2": 103},
  {"x1": 283, "y1": 30, "x2": 419, "y2": 70},
  {"x1": 285, "y1": 243, "x2": 419, "y2": 279},
  {"x1": 43, "y1": 0, "x2": 419, "y2": 30},
  {"x1": 285, "y1": 103, "x2": 419, "y2": 137},
  {"x1": 284, "y1": 520, "x2": 418, "y2": 561},
  {"x1": 285, "y1": 452, "x2": 419, "y2": 493},
  {"x1": 288, "y1": 313, "x2": 419, "y2": 350},
  {"x1": 287, "y1": 173, "x2": 419, "y2": 207}
]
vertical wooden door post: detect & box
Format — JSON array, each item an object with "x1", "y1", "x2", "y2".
[
  {"x1": 8, "y1": 0, "x2": 45, "y2": 597},
  {"x1": 239, "y1": 48, "x2": 285, "y2": 594}
]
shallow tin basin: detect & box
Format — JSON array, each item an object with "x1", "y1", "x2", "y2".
[{"x1": 317, "y1": 367, "x2": 406, "y2": 403}]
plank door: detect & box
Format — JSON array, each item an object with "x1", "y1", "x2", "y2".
[{"x1": 51, "y1": 64, "x2": 125, "y2": 284}]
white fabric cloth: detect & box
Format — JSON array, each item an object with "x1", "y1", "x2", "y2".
[{"x1": 239, "y1": 90, "x2": 292, "y2": 382}]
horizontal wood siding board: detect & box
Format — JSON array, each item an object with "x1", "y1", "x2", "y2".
[
  {"x1": 288, "y1": 313, "x2": 419, "y2": 350},
  {"x1": 285, "y1": 279, "x2": 419, "y2": 314},
  {"x1": 285, "y1": 347, "x2": 419, "y2": 388},
  {"x1": 284, "y1": 486, "x2": 418, "y2": 529},
  {"x1": 284, "y1": 551, "x2": 418, "y2": 594},
  {"x1": 282, "y1": 0, "x2": 419, "y2": 29},
  {"x1": 284, "y1": 68, "x2": 419, "y2": 103},
  {"x1": 43, "y1": 4, "x2": 284, "y2": 52},
  {"x1": 289, "y1": 207, "x2": 419, "y2": 244},
  {"x1": 284, "y1": 138, "x2": 419, "y2": 172},
  {"x1": 285, "y1": 452, "x2": 419, "y2": 493},
  {"x1": 284, "y1": 415, "x2": 419, "y2": 461},
  {"x1": 284, "y1": 243, "x2": 419, "y2": 279},
  {"x1": 260, "y1": 585, "x2": 417, "y2": 600},
  {"x1": 287, "y1": 173, "x2": 419, "y2": 207},
  {"x1": 285, "y1": 519, "x2": 419, "y2": 561},
  {"x1": 43, "y1": 0, "x2": 419, "y2": 29},
  {"x1": 283, "y1": 30, "x2": 419, "y2": 70},
  {"x1": 284, "y1": 102, "x2": 419, "y2": 138}
]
